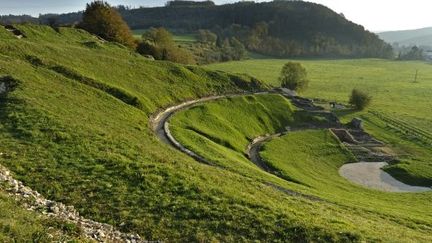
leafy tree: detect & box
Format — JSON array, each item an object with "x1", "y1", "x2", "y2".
[
  {"x1": 79, "y1": 1, "x2": 136, "y2": 48},
  {"x1": 349, "y1": 89, "x2": 372, "y2": 110},
  {"x1": 398, "y1": 46, "x2": 424, "y2": 60},
  {"x1": 139, "y1": 28, "x2": 195, "y2": 64},
  {"x1": 230, "y1": 37, "x2": 247, "y2": 60},
  {"x1": 197, "y1": 29, "x2": 217, "y2": 45},
  {"x1": 279, "y1": 62, "x2": 309, "y2": 92},
  {"x1": 142, "y1": 27, "x2": 173, "y2": 46}
]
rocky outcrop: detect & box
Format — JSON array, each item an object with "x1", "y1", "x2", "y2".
[{"x1": 0, "y1": 164, "x2": 143, "y2": 242}]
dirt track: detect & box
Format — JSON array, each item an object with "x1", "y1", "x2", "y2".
[{"x1": 150, "y1": 91, "x2": 431, "y2": 193}]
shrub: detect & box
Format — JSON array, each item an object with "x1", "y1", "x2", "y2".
[
  {"x1": 279, "y1": 62, "x2": 309, "y2": 92},
  {"x1": 79, "y1": 1, "x2": 136, "y2": 48},
  {"x1": 349, "y1": 89, "x2": 372, "y2": 110},
  {"x1": 139, "y1": 28, "x2": 196, "y2": 64}
]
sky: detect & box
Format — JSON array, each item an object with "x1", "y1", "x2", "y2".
[{"x1": 1, "y1": 0, "x2": 431, "y2": 32}]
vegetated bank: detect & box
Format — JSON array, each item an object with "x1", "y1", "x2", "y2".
[{"x1": 168, "y1": 94, "x2": 432, "y2": 242}]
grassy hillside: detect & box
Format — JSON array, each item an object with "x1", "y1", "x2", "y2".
[
  {"x1": 169, "y1": 95, "x2": 432, "y2": 242},
  {"x1": 1, "y1": 23, "x2": 431, "y2": 241},
  {"x1": 378, "y1": 27, "x2": 432, "y2": 46},
  {"x1": 170, "y1": 94, "x2": 296, "y2": 177},
  {"x1": 206, "y1": 58, "x2": 432, "y2": 185},
  {"x1": 0, "y1": 24, "x2": 302, "y2": 242}
]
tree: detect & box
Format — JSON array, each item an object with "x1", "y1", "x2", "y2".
[
  {"x1": 279, "y1": 62, "x2": 309, "y2": 92},
  {"x1": 79, "y1": 1, "x2": 136, "y2": 48},
  {"x1": 398, "y1": 46, "x2": 424, "y2": 60},
  {"x1": 349, "y1": 89, "x2": 372, "y2": 110},
  {"x1": 142, "y1": 27, "x2": 174, "y2": 46},
  {"x1": 139, "y1": 28, "x2": 196, "y2": 64},
  {"x1": 230, "y1": 37, "x2": 247, "y2": 60},
  {"x1": 197, "y1": 29, "x2": 217, "y2": 45}
]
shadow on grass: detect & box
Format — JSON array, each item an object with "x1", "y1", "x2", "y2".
[{"x1": 0, "y1": 96, "x2": 33, "y2": 141}]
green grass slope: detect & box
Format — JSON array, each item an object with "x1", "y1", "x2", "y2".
[
  {"x1": 170, "y1": 94, "x2": 296, "y2": 178},
  {"x1": 0, "y1": 189, "x2": 84, "y2": 241},
  {"x1": 206, "y1": 58, "x2": 432, "y2": 185},
  {"x1": 169, "y1": 97, "x2": 432, "y2": 241},
  {"x1": 0, "y1": 24, "x2": 306, "y2": 242},
  {"x1": 1, "y1": 23, "x2": 431, "y2": 242}
]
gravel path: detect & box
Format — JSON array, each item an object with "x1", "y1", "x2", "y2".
[
  {"x1": 151, "y1": 91, "x2": 431, "y2": 197},
  {"x1": 339, "y1": 162, "x2": 431, "y2": 192}
]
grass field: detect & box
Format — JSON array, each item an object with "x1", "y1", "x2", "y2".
[
  {"x1": 1, "y1": 24, "x2": 431, "y2": 241},
  {"x1": 169, "y1": 95, "x2": 432, "y2": 242},
  {"x1": 206, "y1": 58, "x2": 432, "y2": 186}
]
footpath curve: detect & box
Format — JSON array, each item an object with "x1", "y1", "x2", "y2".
[
  {"x1": 150, "y1": 91, "x2": 331, "y2": 201},
  {"x1": 150, "y1": 91, "x2": 432, "y2": 193}
]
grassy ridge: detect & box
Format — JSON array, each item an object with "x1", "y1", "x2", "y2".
[
  {"x1": 170, "y1": 94, "x2": 297, "y2": 177},
  {"x1": 169, "y1": 95, "x2": 432, "y2": 241},
  {"x1": 206, "y1": 58, "x2": 432, "y2": 185}
]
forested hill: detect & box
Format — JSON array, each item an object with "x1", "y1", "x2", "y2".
[{"x1": 1, "y1": 1, "x2": 392, "y2": 58}]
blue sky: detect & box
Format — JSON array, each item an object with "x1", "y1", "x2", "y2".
[{"x1": 1, "y1": 0, "x2": 431, "y2": 31}]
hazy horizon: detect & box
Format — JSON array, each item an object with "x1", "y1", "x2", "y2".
[{"x1": 1, "y1": 0, "x2": 431, "y2": 32}]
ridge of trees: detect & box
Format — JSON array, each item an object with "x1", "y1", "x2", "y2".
[{"x1": 1, "y1": 1, "x2": 393, "y2": 58}]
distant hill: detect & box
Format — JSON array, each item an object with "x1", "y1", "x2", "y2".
[
  {"x1": 0, "y1": 1, "x2": 392, "y2": 58},
  {"x1": 378, "y1": 27, "x2": 432, "y2": 47}
]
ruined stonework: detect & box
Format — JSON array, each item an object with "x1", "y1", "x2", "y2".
[{"x1": 0, "y1": 164, "x2": 143, "y2": 242}]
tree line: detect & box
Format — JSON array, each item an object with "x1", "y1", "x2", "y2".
[{"x1": 1, "y1": 0, "x2": 393, "y2": 59}]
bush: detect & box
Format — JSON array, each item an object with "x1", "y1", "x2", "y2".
[
  {"x1": 279, "y1": 62, "x2": 309, "y2": 92},
  {"x1": 79, "y1": 1, "x2": 136, "y2": 48},
  {"x1": 349, "y1": 89, "x2": 372, "y2": 110},
  {"x1": 139, "y1": 28, "x2": 196, "y2": 64}
]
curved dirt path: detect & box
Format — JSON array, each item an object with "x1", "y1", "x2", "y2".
[
  {"x1": 339, "y1": 162, "x2": 431, "y2": 192},
  {"x1": 150, "y1": 91, "x2": 271, "y2": 165},
  {"x1": 150, "y1": 91, "x2": 329, "y2": 201},
  {"x1": 151, "y1": 92, "x2": 431, "y2": 194},
  {"x1": 246, "y1": 134, "x2": 283, "y2": 172}
]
